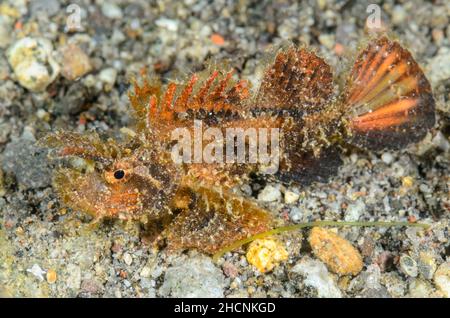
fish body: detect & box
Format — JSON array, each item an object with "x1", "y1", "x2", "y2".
[{"x1": 39, "y1": 36, "x2": 435, "y2": 253}]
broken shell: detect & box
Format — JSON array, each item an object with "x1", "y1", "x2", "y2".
[
  {"x1": 7, "y1": 37, "x2": 60, "y2": 92},
  {"x1": 309, "y1": 227, "x2": 363, "y2": 276},
  {"x1": 246, "y1": 237, "x2": 288, "y2": 273}
]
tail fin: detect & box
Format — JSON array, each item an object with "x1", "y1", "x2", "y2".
[{"x1": 342, "y1": 36, "x2": 435, "y2": 150}]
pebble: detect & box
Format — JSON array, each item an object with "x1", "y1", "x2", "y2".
[
  {"x1": 140, "y1": 266, "x2": 152, "y2": 278},
  {"x1": 30, "y1": 0, "x2": 60, "y2": 17},
  {"x1": 344, "y1": 199, "x2": 365, "y2": 222},
  {"x1": 409, "y1": 278, "x2": 433, "y2": 297},
  {"x1": 284, "y1": 190, "x2": 300, "y2": 204},
  {"x1": 246, "y1": 238, "x2": 288, "y2": 273},
  {"x1": 391, "y1": 5, "x2": 407, "y2": 25},
  {"x1": 292, "y1": 257, "x2": 342, "y2": 298},
  {"x1": 123, "y1": 253, "x2": 133, "y2": 266},
  {"x1": 381, "y1": 152, "x2": 394, "y2": 165},
  {"x1": 427, "y1": 48, "x2": 450, "y2": 85},
  {"x1": 309, "y1": 227, "x2": 363, "y2": 276},
  {"x1": 101, "y1": 2, "x2": 123, "y2": 19},
  {"x1": 159, "y1": 255, "x2": 225, "y2": 297},
  {"x1": 289, "y1": 206, "x2": 302, "y2": 222},
  {"x1": 431, "y1": 131, "x2": 450, "y2": 152},
  {"x1": 318, "y1": 34, "x2": 335, "y2": 50},
  {"x1": 434, "y1": 262, "x2": 450, "y2": 297},
  {"x1": 0, "y1": 16, "x2": 12, "y2": 48},
  {"x1": 46, "y1": 269, "x2": 57, "y2": 284},
  {"x1": 155, "y1": 18, "x2": 179, "y2": 32},
  {"x1": 27, "y1": 264, "x2": 46, "y2": 281},
  {"x1": 399, "y1": 254, "x2": 418, "y2": 277},
  {"x1": 98, "y1": 68, "x2": 117, "y2": 90},
  {"x1": 58, "y1": 44, "x2": 92, "y2": 81},
  {"x1": 7, "y1": 37, "x2": 60, "y2": 92},
  {"x1": 257, "y1": 184, "x2": 281, "y2": 202},
  {"x1": 402, "y1": 176, "x2": 415, "y2": 188},
  {"x1": 418, "y1": 252, "x2": 437, "y2": 280},
  {"x1": 2, "y1": 137, "x2": 52, "y2": 189},
  {"x1": 66, "y1": 264, "x2": 82, "y2": 290}
]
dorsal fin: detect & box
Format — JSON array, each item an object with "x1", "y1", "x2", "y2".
[
  {"x1": 254, "y1": 46, "x2": 334, "y2": 115},
  {"x1": 128, "y1": 67, "x2": 251, "y2": 135},
  {"x1": 342, "y1": 36, "x2": 435, "y2": 150}
]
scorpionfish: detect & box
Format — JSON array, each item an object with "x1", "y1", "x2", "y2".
[{"x1": 39, "y1": 35, "x2": 435, "y2": 254}]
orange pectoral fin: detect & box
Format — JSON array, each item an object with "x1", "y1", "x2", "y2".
[{"x1": 343, "y1": 36, "x2": 435, "y2": 150}]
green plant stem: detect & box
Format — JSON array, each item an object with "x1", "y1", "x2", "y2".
[{"x1": 212, "y1": 220, "x2": 430, "y2": 262}]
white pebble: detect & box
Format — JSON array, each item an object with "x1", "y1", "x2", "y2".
[
  {"x1": 27, "y1": 264, "x2": 46, "y2": 281},
  {"x1": 257, "y1": 185, "x2": 281, "y2": 202},
  {"x1": 7, "y1": 37, "x2": 60, "y2": 92},
  {"x1": 284, "y1": 190, "x2": 300, "y2": 204},
  {"x1": 381, "y1": 152, "x2": 394, "y2": 165},
  {"x1": 123, "y1": 253, "x2": 133, "y2": 266}
]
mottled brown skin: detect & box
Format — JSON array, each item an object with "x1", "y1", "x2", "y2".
[{"x1": 39, "y1": 35, "x2": 435, "y2": 254}]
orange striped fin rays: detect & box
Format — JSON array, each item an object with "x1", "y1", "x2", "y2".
[{"x1": 343, "y1": 36, "x2": 435, "y2": 150}]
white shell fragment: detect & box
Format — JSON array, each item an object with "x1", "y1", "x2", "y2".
[{"x1": 7, "y1": 37, "x2": 60, "y2": 92}]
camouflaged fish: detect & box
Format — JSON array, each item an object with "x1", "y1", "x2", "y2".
[{"x1": 39, "y1": 35, "x2": 435, "y2": 254}]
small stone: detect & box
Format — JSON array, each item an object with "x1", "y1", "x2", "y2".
[
  {"x1": 0, "y1": 16, "x2": 12, "y2": 48},
  {"x1": 399, "y1": 254, "x2": 418, "y2": 277},
  {"x1": 257, "y1": 185, "x2": 281, "y2": 202},
  {"x1": 66, "y1": 264, "x2": 82, "y2": 290},
  {"x1": 123, "y1": 253, "x2": 133, "y2": 266},
  {"x1": 46, "y1": 269, "x2": 57, "y2": 284},
  {"x1": 318, "y1": 34, "x2": 335, "y2": 50},
  {"x1": 381, "y1": 152, "x2": 394, "y2": 165},
  {"x1": 155, "y1": 18, "x2": 179, "y2": 32},
  {"x1": 289, "y1": 206, "x2": 302, "y2": 222},
  {"x1": 159, "y1": 255, "x2": 225, "y2": 297},
  {"x1": 140, "y1": 267, "x2": 152, "y2": 278},
  {"x1": 30, "y1": 0, "x2": 60, "y2": 17},
  {"x1": 418, "y1": 252, "x2": 437, "y2": 280},
  {"x1": 98, "y1": 68, "x2": 117, "y2": 90},
  {"x1": 309, "y1": 227, "x2": 363, "y2": 276},
  {"x1": 391, "y1": 5, "x2": 407, "y2": 25},
  {"x1": 101, "y1": 2, "x2": 123, "y2": 19},
  {"x1": 434, "y1": 262, "x2": 450, "y2": 297},
  {"x1": 291, "y1": 257, "x2": 342, "y2": 298},
  {"x1": 222, "y1": 261, "x2": 239, "y2": 278},
  {"x1": 58, "y1": 44, "x2": 92, "y2": 81},
  {"x1": 427, "y1": 48, "x2": 450, "y2": 85},
  {"x1": 409, "y1": 278, "x2": 433, "y2": 298},
  {"x1": 431, "y1": 131, "x2": 450, "y2": 152},
  {"x1": 284, "y1": 190, "x2": 300, "y2": 204},
  {"x1": 344, "y1": 199, "x2": 365, "y2": 222},
  {"x1": 27, "y1": 264, "x2": 46, "y2": 281},
  {"x1": 402, "y1": 176, "x2": 415, "y2": 188},
  {"x1": 2, "y1": 137, "x2": 52, "y2": 189},
  {"x1": 7, "y1": 37, "x2": 60, "y2": 92},
  {"x1": 246, "y1": 238, "x2": 288, "y2": 273}
]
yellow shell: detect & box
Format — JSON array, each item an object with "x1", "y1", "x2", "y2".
[
  {"x1": 246, "y1": 237, "x2": 288, "y2": 273},
  {"x1": 309, "y1": 227, "x2": 363, "y2": 276}
]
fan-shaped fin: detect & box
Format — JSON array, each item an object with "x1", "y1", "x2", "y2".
[
  {"x1": 343, "y1": 36, "x2": 435, "y2": 150},
  {"x1": 254, "y1": 46, "x2": 334, "y2": 115},
  {"x1": 165, "y1": 185, "x2": 272, "y2": 254}
]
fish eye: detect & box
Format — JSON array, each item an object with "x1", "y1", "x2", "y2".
[{"x1": 114, "y1": 170, "x2": 125, "y2": 180}]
